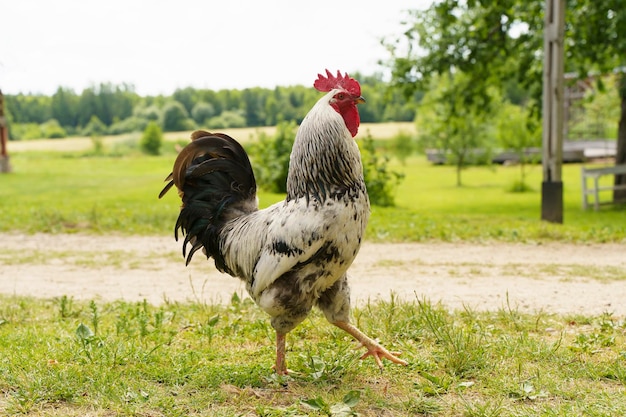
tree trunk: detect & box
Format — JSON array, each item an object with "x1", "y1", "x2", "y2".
[
  {"x1": 456, "y1": 153, "x2": 464, "y2": 187},
  {"x1": 614, "y1": 74, "x2": 626, "y2": 203}
]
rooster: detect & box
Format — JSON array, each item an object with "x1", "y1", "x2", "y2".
[{"x1": 160, "y1": 70, "x2": 407, "y2": 374}]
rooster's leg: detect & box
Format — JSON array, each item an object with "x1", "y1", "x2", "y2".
[
  {"x1": 333, "y1": 321, "x2": 408, "y2": 369},
  {"x1": 274, "y1": 332, "x2": 288, "y2": 375}
]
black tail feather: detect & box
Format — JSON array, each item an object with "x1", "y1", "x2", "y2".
[{"x1": 160, "y1": 131, "x2": 257, "y2": 267}]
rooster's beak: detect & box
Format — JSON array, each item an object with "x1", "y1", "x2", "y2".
[{"x1": 355, "y1": 96, "x2": 366, "y2": 104}]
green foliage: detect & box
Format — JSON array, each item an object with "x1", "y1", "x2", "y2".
[
  {"x1": 207, "y1": 109, "x2": 247, "y2": 129},
  {"x1": 139, "y1": 121, "x2": 163, "y2": 156},
  {"x1": 8, "y1": 123, "x2": 43, "y2": 141},
  {"x1": 5, "y1": 75, "x2": 417, "y2": 140},
  {"x1": 302, "y1": 390, "x2": 361, "y2": 416},
  {"x1": 81, "y1": 115, "x2": 107, "y2": 137},
  {"x1": 106, "y1": 104, "x2": 161, "y2": 135},
  {"x1": 5, "y1": 93, "x2": 51, "y2": 125},
  {"x1": 357, "y1": 73, "x2": 420, "y2": 123},
  {"x1": 191, "y1": 101, "x2": 216, "y2": 125},
  {"x1": 495, "y1": 102, "x2": 541, "y2": 154},
  {"x1": 566, "y1": 0, "x2": 626, "y2": 77},
  {"x1": 387, "y1": 1, "x2": 625, "y2": 127},
  {"x1": 388, "y1": 130, "x2": 418, "y2": 164},
  {"x1": 39, "y1": 119, "x2": 67, "y2": 139},
  {"x1": 160, "y1": 101, "x2": 193, "y2": 132},
  {"x1": 249, "y1": 121, "x2": 297, "y2": 193},
  {"x1": 416, "y1": 73, "x2": 498, "y2": 186},
  {"x1": 74, "y1": 83, "x2": 137, "y2": 127},
  {"x1": 107, "y1": 116, "x2": 149, "y2": 135},
  {"x1": 386, "y1": 0, "x2": 544, "y2": 106},
  {"x1": 89, "y1": 134, "x2": 105, "y2": 156},
  {"x1": 494, "y1": 101, "x2": 541, "y2": 192},
  {"x1": 50, "y1": 86, "x2": 79, "y2": 127},
  {"x1": 358, "y1": 134, "x2": 405, "y2": 207},
  {"x1": 388, "y1": 0, "x2": 626, "y2": 200},
  {"x1": 133, "y1": 104, "x2": 161, "y2": 121},
  {"x1": 568, "y1": 74, "x2": 621, "y2": 140}
]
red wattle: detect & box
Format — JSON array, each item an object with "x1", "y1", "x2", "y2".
[{"x1": 342, "y1": 105, "x2": 360, "y2": 137}]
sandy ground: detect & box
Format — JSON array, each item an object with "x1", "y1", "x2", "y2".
[{"x1": 0, "y1": 232, "x2": 625, "y2": 317}]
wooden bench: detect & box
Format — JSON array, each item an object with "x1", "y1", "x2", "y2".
[{"x1": 581, "y1": 165, "x2": 626, "y2": 210}]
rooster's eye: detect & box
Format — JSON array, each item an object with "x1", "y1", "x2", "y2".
[{"x1": 336, "y1": 93, "x2": 345, "y2": 100}]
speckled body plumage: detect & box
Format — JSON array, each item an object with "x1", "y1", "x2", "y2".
[
  {"x1": 215, "y1": 90, "x2": 369, "y2": 334},
  {"x1": 161, "y1": 70, "x2": 406, "y2": 373}
]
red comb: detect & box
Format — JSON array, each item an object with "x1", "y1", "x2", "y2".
[{"x1": 314, "y1": 69, "x2": 361, "y2": 96}]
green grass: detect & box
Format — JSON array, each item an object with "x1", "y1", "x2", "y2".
[
  {"x1": 0, "y1": 149, "x2": 283, "y2": 235},
  {"x1": 1, "y1": 147, "x2": 624, "y2": 242},
  {"x1": 370, "y1": 158, "x2": 626, "y2": 243},
  {"x1": 2, "y1": 137, "x2": 625, "y2": 416},
  {"x1": 1, "y1": 294, "x2": 626, "y2": 416}
]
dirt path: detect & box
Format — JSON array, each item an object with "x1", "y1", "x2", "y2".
[{"x1": 1, "y1": 233, "x2": 625, "y2": 316}]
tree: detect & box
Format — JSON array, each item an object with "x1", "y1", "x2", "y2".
[
  {"x1": 387, "y1": 0, "x2": 626, "y2": 202},
  {"x1": 140, "y1": 121, "x2": 163, "y2": 155},
  {"x1": 191, "y1": 102, "x2": 215, "y2": 126},
  {"x1": 567, "y1": 0, "x2": 626, "y2": 202},
  {"x1": 173, "y1": 87, "x2": 198, "y2": 115},
  {"x1": 242, "y1": 88, "x2": 266, "y2": 127},
  {"x1": 161, "y1": 101, "x2": 192, "y2": 132},
  {"x1": 77, "y1": 89, "x2": 100, "y2": 128},
  {"x1": 50, "y1": 87, "x2": 79, "y2": 128},
  {"x1": 416, "y1": 73, "x2": 497, "y2": 186},
  {"x1": 568, "y1": 75, "x2": 621, "y2": 140},
  {"x1": 495, "y1": 102, "x2": 542, "y2": 191},
  {"x1": 6, "y1": 94, "x2": 51, "y2": 124}
]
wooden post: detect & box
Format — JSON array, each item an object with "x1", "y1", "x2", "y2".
[
  {"x1": 0, "y1": 89, "x2": 11, "y2": 173},
  {"x1": 541, "y1": 0, "x2": 565, "y2": 223}
]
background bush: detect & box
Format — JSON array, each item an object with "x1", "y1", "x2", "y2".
[
  {"x1": 358, "y1": 135, "x2": 405, "y2": 207},
  {"x1": 249, "y1": 121, "x2": 296, "y2": 193},
  {"x1": 139, "y1": 121, "x2": 163, "y2": 155}
]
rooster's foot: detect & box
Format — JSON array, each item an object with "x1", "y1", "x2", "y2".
[{"x1": 333, "y1": 321, "x2": 408, "y2": 369}]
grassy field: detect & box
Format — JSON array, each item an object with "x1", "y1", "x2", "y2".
[
  {"x1": 1, "y1": 131, "x2": 625, "y2": 416},
  {"x1": 1, "y1": 137, "x2": 624, "y2": 242},
  {"x1": 2, "y1": 294, "x2": 626, "y2": 416},
  {"x1": 375, "y1": 158, "x2": 626, "y2": 243}
]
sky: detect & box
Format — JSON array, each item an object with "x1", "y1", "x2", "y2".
[{"x1": 0, "y1": 0, "x2": 432, "y2": 96}]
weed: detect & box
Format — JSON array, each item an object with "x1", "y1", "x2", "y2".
[
  {"x1": 294, "y1": 344, "x2": 359, "y2": 383},
  {"x1": 415, "y1": 370, "x2": 454, "y2": 395},
  {"x1": 302, "y1": 390, "x2": 361, "y2": 416},
  {"x1": 56, "y1": 295, "x2": 80, "y2": 319},
  {"x1": 508, "y1": 380, "x2": 549, "y2": 401}
]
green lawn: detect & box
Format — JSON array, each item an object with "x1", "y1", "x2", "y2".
[
  {"x1": 370, "y1": 157, "x2": 626, "y2": 242},
  {"x1": 2, "y1": 148, "x2": 623, "y2": 242}
]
